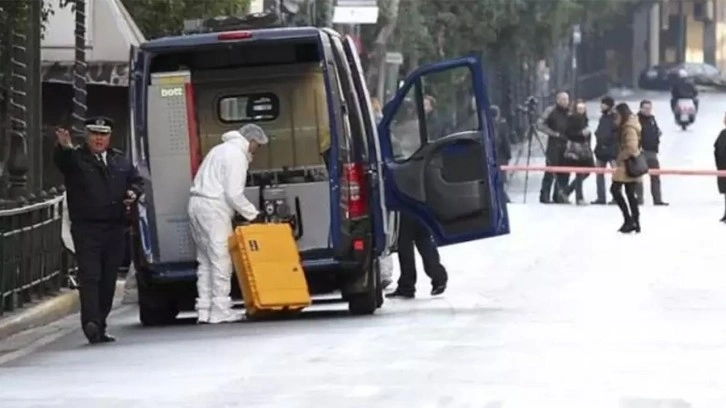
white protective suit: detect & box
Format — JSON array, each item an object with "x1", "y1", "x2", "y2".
[{"x1": 188, "y1": 125, "x2": 267, "y2": 323}]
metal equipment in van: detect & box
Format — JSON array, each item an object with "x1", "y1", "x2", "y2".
[{"x1": 127, "y1": 16, "x2": 510, "y2": 326}]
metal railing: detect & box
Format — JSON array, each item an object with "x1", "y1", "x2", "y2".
[{"x1": 0, "y1": 187, "x2": 74, "y2": 316}]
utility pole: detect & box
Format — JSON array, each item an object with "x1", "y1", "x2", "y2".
[
  {"x1": 27, "y1": 0, "x2": 41, "y2": 191},
  {"x1": 678, "y1": 0, "x2": 686, "y2": 63}
]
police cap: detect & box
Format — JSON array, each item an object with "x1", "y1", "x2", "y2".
[{"x1": 85, "y1": 116, "x2": 114, "y2": 134}]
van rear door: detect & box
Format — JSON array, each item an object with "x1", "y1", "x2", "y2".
[
  {"x1": 338, "y1": 34, "x2": 388, "y2": 256},
  {"x1": 378, "y1": 56, "x2": 510, "y2": 246}
]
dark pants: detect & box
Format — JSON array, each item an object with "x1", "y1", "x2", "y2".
[
  {"x1": 634, "y1": 150, "x2": 663, "y2": 204},
  {"x1": 71, "y1": 222, "x2": 126, "y2": 334},
  {"x1": 594, "y1": 159, "x2": 616, "y2": 202},
  {"x1": 540, "y1": 141, "x2": 569, "y2": 200},
  {"x1": 566, "y1": 172, "x2": 590, "y2": 201},
  {"x1": 611, "y1": 182, "x2": 640, "y2": 222},
  {"x1": 396, "y1": 213, "x2": 448, "y2": 295},
  {"x1": 498, "y1": 159, "x2": 511, "y2": 203}
]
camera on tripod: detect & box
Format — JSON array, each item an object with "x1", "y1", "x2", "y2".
[{"x1": 516, "y1": 96, "x2": 538, "y2": 117}]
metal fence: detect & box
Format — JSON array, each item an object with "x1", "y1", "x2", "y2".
[{"x1": 0, "y1": 188, "x2": 75, "y2": 316}]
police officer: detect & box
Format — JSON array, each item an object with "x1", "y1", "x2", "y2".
[{"x1": 54, "y1": 116, "x2": 143, "y2": 344}]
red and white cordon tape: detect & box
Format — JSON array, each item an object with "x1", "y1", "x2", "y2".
[{"x1": 500, "y1": 165, "x2": 726, "y2": 176}]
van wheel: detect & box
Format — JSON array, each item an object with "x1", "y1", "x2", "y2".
[
  {"x1": 138, "y1": 286, "x2": 179, "y2": 326},
  {"x1": 348, "y1": 260, "x2": 381, "y2": 315}
]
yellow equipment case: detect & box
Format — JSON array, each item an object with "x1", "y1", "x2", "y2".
[{"x1": 229, "y1": 223, "x2": 312, "y2": 318}]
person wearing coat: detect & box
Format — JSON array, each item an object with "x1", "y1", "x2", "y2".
[
  {"x1": 714, "y1": 112, "x2": 726, "y2": 222},
  {"x1": 562, "y1": 99, "x2": 594, "y2": 205},
  {"x1": 610, "y1": 103, "x2": 643, "y2": 233}
]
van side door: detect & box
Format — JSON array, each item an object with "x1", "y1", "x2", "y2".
[{"x1": 378, "y1": 56, "x2": 510, "y2": 246}]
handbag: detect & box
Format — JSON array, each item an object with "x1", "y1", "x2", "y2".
[
  {"x1": 625, "y1": 152, "x2": 649, "y2": 177},
  {"x1": 564, "y1": 140, "x2": 593, "y2": 162}
]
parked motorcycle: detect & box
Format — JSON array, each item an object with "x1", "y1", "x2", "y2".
[{"x1": 674, "y1": 98, "x2": 697, "y2": 130}]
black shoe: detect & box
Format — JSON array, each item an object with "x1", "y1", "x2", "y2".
[
  {"x1": 553, "y1": 192, "x2": 570, "y2": 204},
  {"x1": 385, "y1": 290, "x2": 414, "y2": 299},
  {"x1": 83, "y1": 322, "x2": 102, "y2": 344},
  {"x1": 720, "y1": 215, "x2": 726, "y2": 223},
  {"x1": 591, "y1": 199, "x2": 606, "y2": 205},
  {"x1": 539, "y1": 196, "x2": 552, "y2": 204},
  {"x1": 654, "y1": 201, "x2": 669, "y2": 206},
  {"x1": 100, "y1": 333, "x2": 116, "y2": 343},
  {"x1": 431, "y1": 284, "x2": 446, "y2": 296},
  {"x1": 619, "y1": 219, "x2": 637, "y2": 233}
]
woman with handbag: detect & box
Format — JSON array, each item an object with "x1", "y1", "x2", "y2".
[
  {"x1": 714, "y1": 112, "x2": 726, "y2": 222},
  {"x1": 611, "y1": 103, "x2": 647, "y2": 233},
  {"x1": 562, "y1": 99, "x2": 595, "y2": 205}
]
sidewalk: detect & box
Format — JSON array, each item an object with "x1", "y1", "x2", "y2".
[{"x1": 0, "y1": 280, "x2": 127, "y2": 342}]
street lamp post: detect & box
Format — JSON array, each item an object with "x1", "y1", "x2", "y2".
[{"x1": 571, "y1": 24, "x2": 582, "y2": 99}]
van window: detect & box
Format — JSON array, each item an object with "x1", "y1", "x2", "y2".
[
  {"x1": 218, "y1": 93, "x2": 280, "y2": 123},
  {"x1": 390, "y1": 65, "x2": 480, "y2": 160},
  {"x1": 420, "y1": 66, "x2": 479, "y2": 140}
]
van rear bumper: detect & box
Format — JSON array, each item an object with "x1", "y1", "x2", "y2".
[{"x1": 140, "y1": 257, "x2": 361, "y2": 284}]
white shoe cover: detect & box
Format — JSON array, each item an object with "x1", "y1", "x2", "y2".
[{"x1": 209, "y1": 297, "x2": 243, "y2": 324}]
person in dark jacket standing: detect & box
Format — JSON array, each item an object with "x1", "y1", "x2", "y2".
[
  {"x1": 592, "y1": 96, "x2": 618, "y2": 205},
  {"x1": 54, "y1": 117, "x2": 144, "y2": 344},
  {"x1": 491, "y1": 105, "x2": 512, "y2": 203},
  {"x1": 636, "y1": 100, "x2": 669, "y2": 206},
  {"x1": 537, "y1": 91, "x2": 571, "y2": 204},
  {"x1": 714, "y1": 112, "x2": 726, "y2": 222}
]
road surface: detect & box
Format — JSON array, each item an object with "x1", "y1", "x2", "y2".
[{"x1": 1, "y1": 92, "x2": 725, "y2": 407}]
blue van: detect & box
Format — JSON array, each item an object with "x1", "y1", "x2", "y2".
[{"x1": 127, "y1": 21, "x2": 510, "y2": 325}]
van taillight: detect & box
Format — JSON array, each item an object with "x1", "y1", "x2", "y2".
[
  {"x1": 343, "y1": 162, "x2": 367, "y2": 219},
  {"x1": 217, "y1": 31, "x2": 252, "y2": 41}
]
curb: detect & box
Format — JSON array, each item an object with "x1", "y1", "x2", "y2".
[{"x1": 0, "y1": 281, "x2": 125, "y2": 341}]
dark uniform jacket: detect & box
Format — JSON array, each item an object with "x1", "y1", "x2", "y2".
[
  {"x1": 54, "y1": 144, "x2": 144, "y2": 224},
  {"x1": 638, "y1": 113, "x2": 662, "y2": 153},
  {"x1": 594, "y1": 110, "x2": 618, "y2": 161},
  {"x1": 715, "y1": 129, "x2": 726, "y2": 194},
  {"x1": 537, "y1": 105, "x2": 569, "y2": 148}
]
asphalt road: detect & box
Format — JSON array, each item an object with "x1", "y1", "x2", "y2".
[{"x1": 1, "y1": 92, "x2": 725, "y2": 408}]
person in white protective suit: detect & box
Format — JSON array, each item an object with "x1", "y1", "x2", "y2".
[{"x1": 188, "y1": 124, "x2": 268, "y2": 324}]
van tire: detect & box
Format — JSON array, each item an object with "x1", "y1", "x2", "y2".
[
  {"x1": 348, "y1": 259, "x2": 382, "y2": 315},
  {"x1": 138, "y1": 284, "x2": 179, "y2": 326}
]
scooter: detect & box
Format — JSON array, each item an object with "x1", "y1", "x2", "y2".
[{"x1": 674, "y1": 98, "x2": 697, "y2": 130}]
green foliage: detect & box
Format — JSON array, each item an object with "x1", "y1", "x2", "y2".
[
  {"x1": 120, "y1": 0, "x2": 251, "y2": 39},
  {"x1": 0, "y1": 0, "x2": 61, "y2": 37},
  {"x1": 364, "y1": 0, "x2": 638, "y2": 69}
]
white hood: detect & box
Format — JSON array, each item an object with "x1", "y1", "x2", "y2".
[{"x1": 221, "y1": 130, "x2": 251, "y2": 161}]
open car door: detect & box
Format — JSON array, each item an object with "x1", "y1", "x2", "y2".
[{"x1": 378, "y1": 56, "x2": 509, "y2": 246}]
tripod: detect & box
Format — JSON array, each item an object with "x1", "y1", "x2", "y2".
[{"x1": 515, "y1": 107, "x2": 546, "y2": 203}]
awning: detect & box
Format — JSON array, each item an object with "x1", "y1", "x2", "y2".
[{"x1": 42, "y1": 61, "x2": 129, "y2": 87}]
